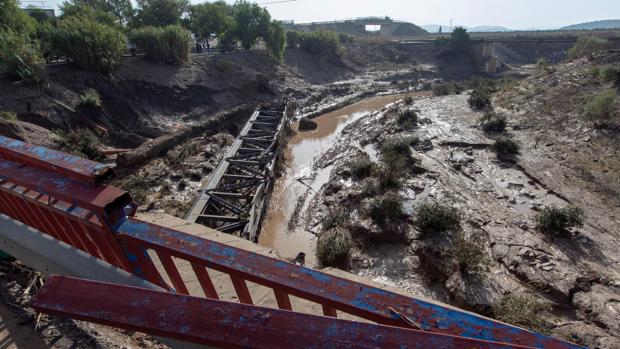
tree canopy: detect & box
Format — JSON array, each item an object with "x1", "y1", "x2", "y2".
[
  {"x1": 134, "y1": 0, "x2": 189, "y2": 27},
  {"x1": 188, "y1": 1, "x2": 232, "y2": 40}
]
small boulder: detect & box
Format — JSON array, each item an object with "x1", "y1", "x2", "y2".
[{"x1": 298, "y1": 117, "x2": 318, "y2": 131}]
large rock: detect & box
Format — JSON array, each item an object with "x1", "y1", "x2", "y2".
[{"x1": 298, "y1": 117, "x2": 318, "y2": 131}]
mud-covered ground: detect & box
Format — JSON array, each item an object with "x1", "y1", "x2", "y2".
[{"x1": 290, "y1": 54, "x2": 620, "y2": 347}]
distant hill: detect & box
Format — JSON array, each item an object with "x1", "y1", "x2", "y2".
[
  {"x1": 561, "y1": 19, "x2": 620, "y2": 30},
  {"x1": 422, "y1": 24, "x2": 512, "y2": 33}
]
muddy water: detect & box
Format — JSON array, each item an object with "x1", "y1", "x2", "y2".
[{"x1": 259, "y1": 93, "x2": 423, "y2": 265}]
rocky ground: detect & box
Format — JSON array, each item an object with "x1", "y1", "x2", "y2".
[{"x1": 299, "y1": 53, "x2": 620, "y2": 348}]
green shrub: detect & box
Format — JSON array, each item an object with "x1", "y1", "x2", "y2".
[
  {"x1": 450, "y1": 81, "x2": 464, "y2": 94},
  {"x1": 55, "y1": 129, "x2": 104, "y2": 161},
  {"x1": 265, "y1": 20, "x2": 286, "y2": 61},
  {"x1": 492, "y1": 294, "x2": 551, "y2": 333},
  {"x1": 403, "y1": 95, "x2": 414, "y2": 105},
  {"x1": 299, "y1": 29, "x2": 340, "y2": 56},
  {"x1": 286, "y1": 30, "x2": 301, "y2": 49},
  {"x1": 415, "y1": 201, "x2": 461, "y2": 235},
  {"x1": 580, "y1": 89, "x2": 617, "y2": 122},
  {"x1": 338, "y1": 33, "x2": 355, "y2": 44},
  {"x1": 479, "y1": 109, "x2": 507, "y2": 133},
  {"x1": 492, "y1": 137, "x2": 520, "y2": 156},
  {"x1": 52, "y1": 17, "x2": 126, "y2": 73},
  {"x1": 468, "y1": 88, "x2": 492, "y2": 110},
  {"x1": 432, "y1": 83, "x2": 451, "y2": 96},
  {"x1": 568, "y1": 36, "x2": 610, "y2": 59},
  {"x1": 446, "y1": 234, "x2": 489, "y2": 275},
  {"x1": 322, "y1": 211, "x2": 346, "y2": 231},
  {"x1": 360, "y1": 177, "x2": 379, "y2": 197},
  {"x1": 316, "y1": 228, "x2": 351, "y2": 268},
  {"x1": 536, "y1": 205, "x2": 584, "y2": 235},
  {"x1": 348, "y1": 157, "x2": 376, "y2": 179},
  {"x1": 599, "y1": 65, "x2": 620, "y2": 83},
  {"x1": 79, "y1": 90, "x2": 102, "y2": 109},
  {"x1": 380, "y1": 136, "x2": 412, "y2": 160},
  {"x1": 397, "y1": 109, "x2": 418, "y2": 130},
  {"x1": 0, "y1": 29, "x2": 45, "y2": 83},
  {"x1": 536, "y1": 58, "x2": 552, "y2": 74},
  {"x1": 0, "y1": 111, "x2": 17, "y2": 121},
  {"x1": 131, "y1": 25, "x2": 192, "y2": 64},
  {"x1": 368, "y1": 192, "x2": 403, "y2": 225}
]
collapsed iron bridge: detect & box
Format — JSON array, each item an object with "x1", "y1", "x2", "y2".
[{"x1": 186, "y1": 102, "x2": 290, "y2": 241}]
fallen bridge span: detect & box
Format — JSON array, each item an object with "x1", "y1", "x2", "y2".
[{"x1": 186, "y1": 102, "x2": 291, "y2": 241}]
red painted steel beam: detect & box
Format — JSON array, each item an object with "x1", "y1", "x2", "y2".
[
  {"x1": 0, "y1": 136, "x2": 114, "y2": 183},
  {"x1": 0, "y1": 159, "x2": 131, "y2": 221},
  {"x1": 31, "y1": 276, "x2": 536, "y2": 349},
  {"x1": 116, "y1": 217, "x2": 584, "y2": 349}
]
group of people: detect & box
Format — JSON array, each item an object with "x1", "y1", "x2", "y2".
[{"x1": 195, "y1": 41, "x2": 211, "y2": 54}]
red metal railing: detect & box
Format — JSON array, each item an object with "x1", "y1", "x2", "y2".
[
  {"x1": 115, "y1": 217, "x2": 582, "y2": 349},
  {"x1": 32, "y1": 275, "x2": 537, "y2": 349},
  {"x1": 0, "y1": 137, "x2": 133, "y2": 270}
]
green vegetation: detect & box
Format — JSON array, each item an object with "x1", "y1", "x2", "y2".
[
  {"x1": 131, "y1": 25, "x2": 192, "y2": 64},
  {"x1": 0, "y1": 30, "x2": 45, "y2": 83},
  {"x1": 403, "y1": 95, "x2": 414, "y2": 105},
  {"x1": 361, "y1": 177, "x2": 379, "y2": 197},
  {"x1": 536, "y1": 205, "x2": 584, "y2": 235},
  {"x1": 0, "y1": 111, "x2": 17, "y2": 121},
  {"x1": 599, "y1": 65, "x2": 620, "y2": 84},
  {"x1": 367, "y1": 192, "x2": 403, "y2": 225},
  {"x1": 468, "y1": 88, "x2": 492, "y2": 110},
  {"x1": 446, "y1": 234, "x2": 489, "y2": 275},
  {"x1": 316, "y1": 228, "x2": 351, "y2": 268},
  {"x1": 580, "y1": 89, "x2": 617, "y2": 123},
  {"x1": 134, "y1": 0, "x2": 188, "y2": 27},
  {"x1": 492, "y1": 294, "x2": 551, "y2": 333},
  {"x1": 337, "y1": 33, "x2": 355, "y2": 44},
  {"x1": 286, "y1": 30, "x2": 301, "y2": 49},
  {"x1": 491, "y1": 137, "x2": 520, "y2": 157},
  {"x1": 414, "y1": 201, "x2": 461, "y2": 235},
  {"x1": 348, "y1": 157, "x2": 376, "y2": 179},
  {"x1": 568, "y1": 36, "x2": 610, "y2": 59},
  {"x1": 397, "y1": 109, "x2": 418, "y2": 130},
  {"x1": 432, "y1": 83, "x2": 451, "y2": 96},
  {"x1": 299, "y1": 29, "x2": 341, "y2": 57},
  {"x1": 55, "y1": 129, "x2": 104, "y2": 161},
  {"x1": 79, "y1": 90, "x2": 102, "y2": 109},
  {"x1": 52, "y1": 16, "x2": 126, "y2": 73},
  {"x1": 322, "y1": 211, "x2": 346, "y2": 231},
  {"x1": 435, "y1": 27, "x2": 473, "y2": 55},
  {"x1": 536, "y1": 58, "x2": 552, "y2": 74},
  {"x1": 479, "y1": 109, "x2": 507, "y2": 133},
  {"x1": 187, "y1": 1, "x2": 231, "y2": 41}
]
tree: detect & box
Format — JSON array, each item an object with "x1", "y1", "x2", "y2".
[
  {"x1": 0, "y1": 0, "x2": 37, "y2": 35},
  {"x1": 135, "y1": 0, "x2": 189, "y2": 27},
  {"x1": 60, "y1": 1, "x2": 118, "y2": 27},
  {"x1": 265, "y1": 20, "x2": 285, "y2": 60},
  {"x1": 231, "y1": 0, "x2": 270, "y2": 50},
  {"x1": 438, "y1": 25, "x2": 442, "y2": 34},
  {"x1": 447, "y1": 26, "x2": 472, "y2": 53},
  {"x1": 188, "y1": 1, "x2": 232, "y2": 41}
]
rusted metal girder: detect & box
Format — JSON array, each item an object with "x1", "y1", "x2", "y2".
[
  {"x1": 32, "y1": 275, "x2": 537, "y2": 349},
  {"x1": 115, "y1": 217, "x2": 583, "y2": 349},
  {"x1": 0, "y1": 157, "x2": 134, "y2": 270},
  {"x1": 0, "y1": 136, "x2": 114, "y2": 182},
  {"x1": 186, "y1": 103, "x2": 289, "y2": 241}
]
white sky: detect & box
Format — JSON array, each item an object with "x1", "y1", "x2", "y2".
[{"x1": 40, "y1": 0, "x2": 620, "y2": 30}]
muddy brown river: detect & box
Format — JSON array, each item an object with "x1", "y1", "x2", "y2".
[{"x1": 259, "y1": 92, "x2": 426, "y2": 265}]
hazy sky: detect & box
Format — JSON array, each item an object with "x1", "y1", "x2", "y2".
[{"x1": 41, "y1": 0, "x2": 619, "y2": 30}]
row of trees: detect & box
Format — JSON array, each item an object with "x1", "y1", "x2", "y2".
[{"x1": 0, "y1": 0, "x2": 296, "y2": 81}]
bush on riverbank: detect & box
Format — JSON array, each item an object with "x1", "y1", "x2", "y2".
[
  {"x1": 415, "y1": 201, "x2": 461, "y2": 235},
  {"x1": 316, "y1": 228, "x2": 351, "y2": 268},
  {"x1": 536, "y1": 205, "x2": 584, "y2": 235},
  {"x1": 131, "y1": 25, "x2": 192, "y2": 64}
]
